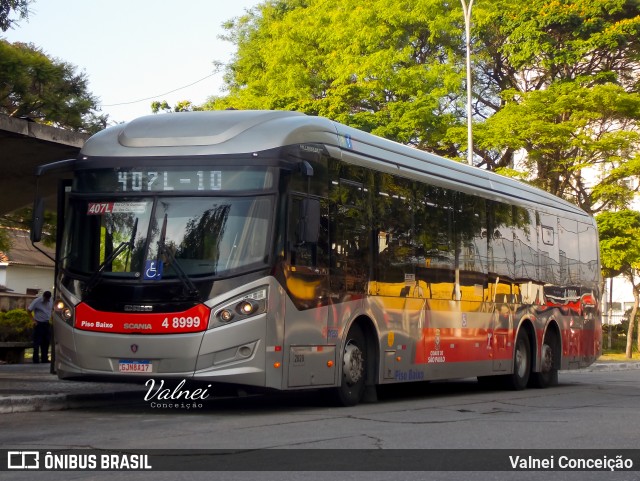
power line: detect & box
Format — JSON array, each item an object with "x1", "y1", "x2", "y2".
[{"x1": 100, "y1": 73, "x2": 217, "y2": 107}]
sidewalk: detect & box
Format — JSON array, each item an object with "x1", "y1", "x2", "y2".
[
  {"x1": 0, "y1": 363, "x2": 147, "y2": 414},
  {"x1": 1, "y1": 360, "x2": 639, "y2": 414},
  {"x1": 580, "y1": 360, "x2": 640, "y2": 372}
]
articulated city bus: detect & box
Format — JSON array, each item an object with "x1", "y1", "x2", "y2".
[{"x1": 32, "y1": 110, "x2": 601, "y2": 406}]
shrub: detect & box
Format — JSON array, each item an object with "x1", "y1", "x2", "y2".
[{"x1": 0, "y1": 309, "x2": 33, "y2": 342}]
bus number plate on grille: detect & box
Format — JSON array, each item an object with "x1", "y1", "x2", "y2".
[{"x1": 118, "y1": 360, "x2": 153, "y2": 373}]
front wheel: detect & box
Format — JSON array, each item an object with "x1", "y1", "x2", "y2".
[
  {"x1": 505, "y1": 329, "x2": 530, "y2": 390},
  {"x1": 333, "y1": 324, "x2": 366, "y2": 406}
]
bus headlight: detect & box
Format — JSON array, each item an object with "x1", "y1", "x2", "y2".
[
  {"x1": 219, "y1": 308, "x2": 235, "y2": 322},
  {"x1": 54, "y1": 298, "x2": 75, "y2": 326},
  {"x1": 209, "y1": 287, "x2": 268, "y2": 329},
  {"x1": 238, "y1": 300, "x2": 256, "y2": 315}
]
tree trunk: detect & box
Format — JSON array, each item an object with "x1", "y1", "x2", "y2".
[
  {"x1": 626, "y1": 285, "x2": 639, "y2": 359},
  {"x1": 635, "y1": 285, "x2": 640, "y2": 358}
]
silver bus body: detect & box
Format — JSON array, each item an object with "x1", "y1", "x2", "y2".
[{"x1": 38, "y1": 110, "x2": 601, "y2": 405}]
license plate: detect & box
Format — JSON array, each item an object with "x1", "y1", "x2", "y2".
[{"x1": 118, "y1": 360, "x2": 153, "y2": 373}]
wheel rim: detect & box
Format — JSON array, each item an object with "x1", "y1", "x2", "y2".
[
  {"x1": 540, "y1": 343, "x2": 553, "y2": 373},
  {"x1": 343, "y1": 341, "x2": 363, "y2": 386},
  {"x1": 515, "y1": 339, "x2": 528, "y2": 379}
]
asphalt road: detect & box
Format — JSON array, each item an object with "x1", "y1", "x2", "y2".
[{"x1": 2, "y1": 368, "x2": 640, "y2": 481}]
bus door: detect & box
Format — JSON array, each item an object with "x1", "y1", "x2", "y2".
[
  {"x1": 32, "y1": 165, "x2": 74, "y2": 375},
  {"x1": 487, "y1": 200, "x2": 516, "y2": 372},
  {"x1": 489, "y1": 277, "x2": 514, "y2": 372},
  {"x1": 285, "y1": 195, "x2": 334, "y2": 387}
]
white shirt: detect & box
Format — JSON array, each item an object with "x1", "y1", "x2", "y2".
[{"x1": 28, "y1": 296, "x2": 52, "y2": 323}]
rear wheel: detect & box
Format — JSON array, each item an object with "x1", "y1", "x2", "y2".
[
  {"x1": 333, "y1": 324, "x2": 366, "y2": 406},
  {"x1": 530, "y1": 331, "x2": 559, "y2": 388},
  {"x1": 505, "y1": 329, "x2": 530, "y2": 390}
]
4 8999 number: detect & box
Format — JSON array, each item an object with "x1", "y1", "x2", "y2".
[{"x1": 161, "y1": 316, "x2": 201, "y2": 329}]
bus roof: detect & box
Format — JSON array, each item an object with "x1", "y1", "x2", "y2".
[{"x1": 79, "y1": 110, "x2": 589, "y2": 219}]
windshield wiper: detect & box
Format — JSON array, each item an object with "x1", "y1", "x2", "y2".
[
  {"x1": 157, "y1": 213, "x2": 200, "y2": 299},
  {"x1": 83, "y1": 218, "x2": 138, "y2": 295}
]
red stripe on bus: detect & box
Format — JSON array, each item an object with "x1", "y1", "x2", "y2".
[{"x1": 74, "y1": 303, "x2": 210, "y2": 334}]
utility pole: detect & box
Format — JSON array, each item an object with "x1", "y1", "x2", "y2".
[{"x1": 461, "y1": 0, "x2": 474, "y2": 166}]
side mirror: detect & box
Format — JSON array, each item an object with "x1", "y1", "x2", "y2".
[
  {"x1": 298, "y1": 198, "x2": 320, "y2": 244},
  {"x1": 30, "y1": 197, "x2": 45, "y2": 243}
]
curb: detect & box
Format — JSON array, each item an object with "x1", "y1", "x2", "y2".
[
  {"x1": 0, "y1": 390, "x2": 145, "y2": 414},
  {"x1": 579, "y1": 361, "x2": 640, "y2": 372}
]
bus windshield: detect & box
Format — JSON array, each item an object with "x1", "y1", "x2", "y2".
[{"x1": 62, "y1": 195, "x2": 273, "y2": 280}]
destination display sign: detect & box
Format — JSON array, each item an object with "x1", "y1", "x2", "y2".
[{"x1": 75, "y1": 167, "x2": 274, "y2": 193}]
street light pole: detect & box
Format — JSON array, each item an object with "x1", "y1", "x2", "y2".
[{"x1": 461, "y1": 0, "x2": 474, "y2": 166}]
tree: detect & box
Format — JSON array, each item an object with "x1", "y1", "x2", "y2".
[
  {"x1": 476, "y1": 80, "x2": 640, "y2": 214},
  {"x1": 206, "y1": 0, "x2": 467, "y2": 156},
  {"x1": 0, "y1": 0, "x2": 30, "y2": 31},
  {"x1": 0, "y1": 207, "x2": 56, "y2": 249},
  {"x1": 0, "y1": 227, "x2": 9, "y2": 252},
  {"x1": 596, "y1": 210, "x2": 640, "y2": 358},
  {"x1": 471, "y1": 0, "x2": 640, "y2": 215},
  {"x1": 151, "y1": 100, "x2": 198, "y2": 114},
  {"x1": 210, "y1": 0, "x2": 640, "y2": 215},
  {"x1": 0, "y1": 40, "x2": 107, "y2": 133}
]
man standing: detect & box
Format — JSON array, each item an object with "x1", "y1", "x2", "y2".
[{"x1": 27, "y1": 291, "x2": 53, "y2": 363}]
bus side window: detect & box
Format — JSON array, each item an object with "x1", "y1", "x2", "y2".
[
  {"x1": 330, "y1": 164, "x2": 372, "y2": 294},
  {"x1": 288, "y1": 195, "x2": 329, "y2": 269},
  {"x1": 375, "y1": 172, "x2": 414, "y2": 288},
  {"x1": 538, "y1": 211, "x2": 560, "y2": 286}
]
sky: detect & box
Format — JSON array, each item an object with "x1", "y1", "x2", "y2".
[{"x1": 1, "y1": 0, "x2": 261, "y2": 124}]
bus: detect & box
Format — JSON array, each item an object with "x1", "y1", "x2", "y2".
[{"x1": 31, "y1": 110, "x2": 602, "y2": 406}]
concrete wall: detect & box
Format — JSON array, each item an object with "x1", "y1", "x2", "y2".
[{"x1": 0, "y1": 293, "x2": 37, "y2": 311}]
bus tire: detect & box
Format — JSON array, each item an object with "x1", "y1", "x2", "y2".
[
  {"x1": 333, "y1": 324, "x2": 366, "y2": 407},
  {"x1": 505, "y1": 329, "x2": 530, "y2": 390},
  {"x1": 530, "y1": 330, "x2": 559, "y2": 388}
]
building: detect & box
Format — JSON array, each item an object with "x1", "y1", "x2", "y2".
[{"x1": 0, "y1": 228, "x2": 54, "y2": 295}]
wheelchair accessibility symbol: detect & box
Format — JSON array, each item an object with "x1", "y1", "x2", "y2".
[{"x1": 144, "y1": 260, "x2": 164, "y2": 280}]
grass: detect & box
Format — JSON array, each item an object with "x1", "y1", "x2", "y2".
[{"x1": 599, "y1": 352, "x2": 640, "y2": 361}]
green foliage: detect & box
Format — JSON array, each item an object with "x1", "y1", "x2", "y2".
[
  {"x1": 0, "y1": 207, "x2": 57, "y2": 247},
  {"x1": 151, "y1": 100, "x2": 172, "y2": 114},
  {"x1": 478, "y1": 80, "x2": 640, "y2": 213},
  {"x1": 206, "y1": 0, "x2": 466, "y2": 155},
  {"x1": 151, "y1": 100, "x2": 199, "y2": 114},
  {"x1": 0, "y1": 309, "x2": 32, "y2": 342},
  {"x1": 602, "y1": 321, "x2": 635, "y2": 354},
  {"x1": 0, "y1": 40, "x2": 107, "y2": 133},
  {"x1": 597, "y1": 210, "x2": 640, "y2": 358},
  {"x1": 596, "y1": 210, "x2": 640, "y2": 274},
  {"x1": 0, "y1": 0, "x2": 30, "y2": 31},
  {"x1": 493, "y1": 0, "x2": 640, "y2": 81},
  {"x1": 208, "y1": 0, "x2": 640, "y2": 217},
  {"x1": 0, "y1": 227, "x2": 9, "y2": 252},
  {"x1": 475, "y1": 0, "x2": 640, "y2": 213}
]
